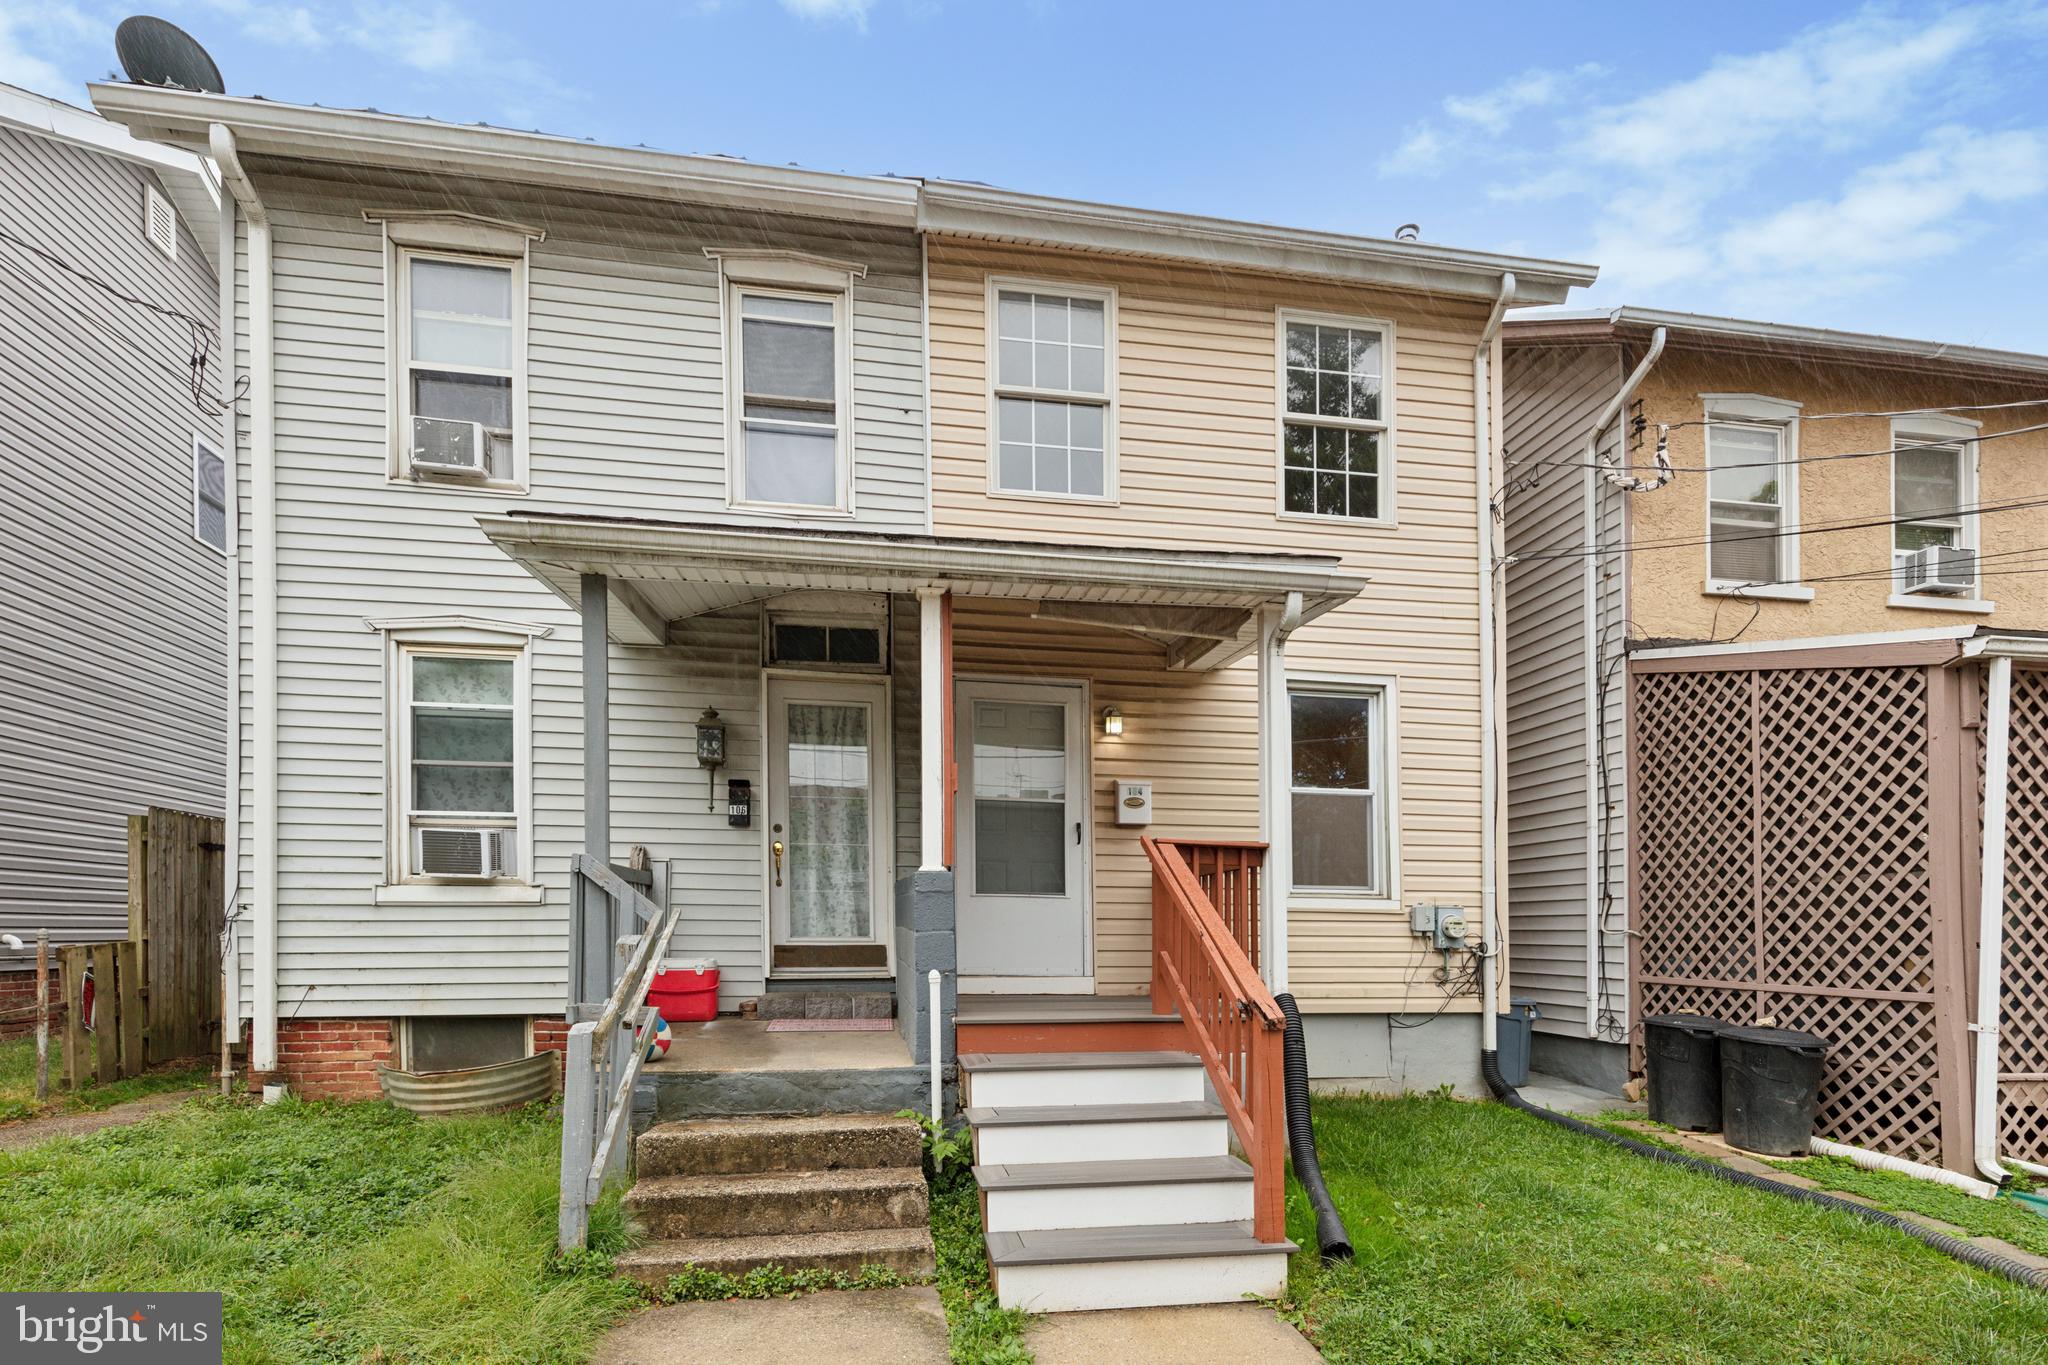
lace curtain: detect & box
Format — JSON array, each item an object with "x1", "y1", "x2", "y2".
[{"x1": 785, "y1": 702, "x2": 872, "y2": 939}]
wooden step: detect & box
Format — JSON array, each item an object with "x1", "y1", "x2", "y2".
[
  {"x1": 986, "y1": 1220, "x2": 1295, "y2": 1312},
  {"x1": 613, "y1": 1225, "x2": 935, "y2": 1286},
  {"x1": 956, "y1": 999, "x2": 1189, "y2": 1055},
  {"x1": 635, "y1": 1113, "x2": 922, "y2": 1179},
  {"x1": 623, "y1": 1165, "x2": 928, "y2": 1239},
  {"x1": 961, "y1": 1050, "x2": 1205, "y2": 1107},
  {"x1": 975, "y1": 1155, "x2": 1255, "y2": 1232},
  {"x1": 965, "y1": 1100, "x2": 1229, "y2": 1164}
]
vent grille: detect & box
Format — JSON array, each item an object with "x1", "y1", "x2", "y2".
[{"x1": 144, "y1": 184, "x2": 177, "y2": 260}]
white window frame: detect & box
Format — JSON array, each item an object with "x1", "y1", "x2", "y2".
[
  {"x1": 376, "y1": 213, "x2": 539, "y2": 495},
  {"x1": 1285, "y1": 674, "x2": 1400, "y2": 907},
  {"x1": 1702, "y1": 394, "x2": 1810, "y2": 602},
  {"x1": 1889, "y1": 413, "x2": 1983, "y2": 599},
  {"x1": 985, "y1": 276, "x2": 1118, "y2": 505},
  {"x1": 191, "y1": 434, "x2": 227, "y2": 555},
  {"x1": 1275, "y1": 308, "x2": 1397, "y2": 527},
  {"x1": 368, "y1": 615, "x2": 550, "y2": 896},
  {"x1": 714, "y1": 249, "x2": 863, "y2": 517}
]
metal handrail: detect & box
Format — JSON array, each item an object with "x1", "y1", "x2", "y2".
[{"x1": 559, "y1": 857, "x2": 679, "y2": 1250}]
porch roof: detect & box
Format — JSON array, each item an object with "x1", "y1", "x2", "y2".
[{"x1": 476, "y1": 511, "x2": 1366, "y2": 671}]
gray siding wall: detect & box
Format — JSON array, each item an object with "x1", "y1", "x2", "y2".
[
  {"x1": 230, "y1": 161, "x2": 928, "y2": 1018},
  {"x1": 0, "y1": 124, "x2": 225, "y2": 956},
  {"x1": 1502, "y1": 343, "x2": 1628, "y2": 1039}
]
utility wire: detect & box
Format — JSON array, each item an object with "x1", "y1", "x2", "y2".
[{"x1": 1505, "y1": 416, "x2": 2048, "y2": 479}]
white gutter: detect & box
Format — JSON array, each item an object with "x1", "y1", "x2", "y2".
[
  {"x1": 1259, "y1": 591, "x2": 1304, "y2": 993},
  {"x1": 211, "y1": 123, "x2": 277, "y2": 1072},
  {"x1": 1809, "y1": 1136, "x2": 2001, "y2": 1199},
  {"x1": 217, "y1": 153, "x2": 239, "y2": 1039},
  {"x1": 1579, "y1": 328, "x2": 1666, "y2": 1037},
  {"x1": 1974, "y1": 652, "x2": 2015, "y2": 1184},
  {"x1": 1477, "y1": 272, "x2": 1514, "y2": 1054}
]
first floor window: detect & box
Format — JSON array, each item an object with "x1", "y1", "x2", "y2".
[
  {"x1": 192, "y1": 436, "x2": 226, "y2": 553},
  {"x1": 403, "y1": 253, "x2": 518, "y2": 480},
  {"x1": 1707, "y1": 420, "x2": 1788, "y2": 584},
  {"x1": 1282, "y1": 314, "x2": 1387, "y2": 520},
  {"x1": 403, "y1": 648, "x2": 520, "y2": 878},
  {"x1": 1290, "y1": 686, "x2": 1388, "y2": 895},
  {"x1": 735, "y1": 288, "x2": 844, "y2": 508}
]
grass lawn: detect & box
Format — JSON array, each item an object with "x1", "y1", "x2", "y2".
[
  {"x1": 1283, "y1": 1092, "x2": 2048, "y2": 1364},
  {"x1": 0, "y1": 1032, "x2": 212, "y2": 1122},
  {"x1": 0, "y1": 1094, "x2": 641, "y2": 1364}
]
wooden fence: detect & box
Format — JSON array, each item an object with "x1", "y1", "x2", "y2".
[{"x1": 57, "y1": 808, "x2": 224, "y2": 1088}]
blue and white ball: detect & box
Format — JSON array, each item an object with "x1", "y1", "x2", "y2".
[{"x1": 640, "y1": 1013, "x2": 672, "y2": 1062}]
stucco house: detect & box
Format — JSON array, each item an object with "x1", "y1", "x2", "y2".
[
  {"x1": 1501, "y1": 307, "x2": 2048, "y2": 1182},
  {"x1": 91, "y1": 79, "x2": 1597, "y2": 1308},
  {"x1": 0, "y1": 82, "x2": 225, "y2": 1021}
]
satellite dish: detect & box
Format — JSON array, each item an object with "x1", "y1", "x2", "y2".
[{"x1": 115, "y1": 15, "x2": 225, "y2": 94}]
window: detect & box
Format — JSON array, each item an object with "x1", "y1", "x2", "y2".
[
  {"x1": 1703, "y1": 395, "x2": 1801, "y2": 591},
  {"x1": 400, "y1": 649, "x2": 521, "y2": 879},
  {"x1": 1280, "y1": 312, "x2": 1390, "y2": 521},
  {"x1": 733, "y1": 288, "x2": 847, "y2": 509},
  {"x1": 192, "y1": 436, "x2": 226, "y2": 554},
  {"x1": 1289, "y1": 685, "x2": 1390, "y2": 896},
  {"x1": 400, "y1": 253, "x2": 518, "y2": 482},
  {"x1": 990, "y1": 283, "x2": 1112, "y2": 500},
  {"x1": 770, "y1": 621, "x2": 885, "y2": 668},
  {"x1": 1893, "y1": 419, "x2": 1978, "y2": 592},
  {"x1": 144, "y1": 184, "x2": 176, "y2": 259}
]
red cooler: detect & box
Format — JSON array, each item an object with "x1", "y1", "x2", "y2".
[{"x1": 648, "y1": 962, "x2": 719, "y2": 1023}]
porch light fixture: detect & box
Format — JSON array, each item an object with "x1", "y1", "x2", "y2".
[
  {"x1": 1101, "y1": 706, "x2": 1124, "y2": 737},
  {"x1": 695, "y1": 708, "x2": 726, "y2": 811}
]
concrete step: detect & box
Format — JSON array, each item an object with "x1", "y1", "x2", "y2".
[
  {"x1": 974, "y1": 1155, "x2": 1255, "y2": 1232},
  {"x1": 986, "y1": 1220, "x2": 1295, "y2": 1312},
  {"x1": 960, "y1": 1050, "x2": 1206, "y2": 1108},
  {"x1": 635, "y1": 1113, "x2": 923, "y2": 1179},
  {"x1": 623, "y1": 1165, "x2": 929, "y2": 1240},
  {"x1": 613, "y1": 1225, "x2": 936, "y2": 1286},
  {"x1": 964, "y1": 1100, "x2": 1229, "y2": 1164}
]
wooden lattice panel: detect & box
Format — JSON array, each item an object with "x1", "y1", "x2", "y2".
[
  {"x1": 1997, "y1": 668, "x2": 2048, "y2": 1163},
  {"x1": 1635, "y1": 671, "x2": 1754, "y2": 984}
]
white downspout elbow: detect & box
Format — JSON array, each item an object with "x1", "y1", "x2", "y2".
[
  {"x1": 1974, "y1": 653, "x2": 2015, "y2": 1184},
  {"x1": 1477, "y1": 272, "x2": 1514, "y2": 1055},
  {"x1": 211, "y1": 123, "x2": 278, "y2": 1073}
]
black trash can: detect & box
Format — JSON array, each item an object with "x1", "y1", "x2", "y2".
[
  {"x1": 1719, "y1": 1026, "x2": 1828, "y2": 1155},
  {"x1": 1644, "y1": 1013, "x2": 1727, "y2": 1131},
  {"x1": 1495, "y1": 997, "x2": 1541, "y2": 1087}
]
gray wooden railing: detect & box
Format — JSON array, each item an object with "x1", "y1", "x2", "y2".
[{"x1": 558, "y1": 854, "x2": 680, "y2": 1251}]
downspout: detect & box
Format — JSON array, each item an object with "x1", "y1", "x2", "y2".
[
  {"x1": 1579, "y1": 327, "x2": 1666, "y2": 1037},
  {"x1": 1259, "y1": 591, "x2": 1304, "y2": 994},
  {"x1": 1476, "y1": 272, "x2": 1513, "y2": 1056},
  {"x1": 216, "y1": 154, "x2": 240, "y2": 1045},
  {"x1": 211, "y1": 124, "x2": 277, "y2": 1072},
  {"x1": 1974, "y1": 652, "x2": 2014, "y2": 1184}
]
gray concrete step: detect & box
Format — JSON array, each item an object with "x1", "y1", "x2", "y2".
[
  {"x1": 613, "y1": 1225, "x2": 937, "y2": 1286},
  {"x1": 624, "y1": 1165, "x2": 930, "y2": 1240},
  {"x1": 636, "y1": 1113, "x2": 923, "y2": 1179}
]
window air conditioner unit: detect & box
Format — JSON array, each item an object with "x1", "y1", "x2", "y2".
[
  {"x1": 417, "y1": 827, "x2": 515, "y2": 879},
  {"x1": 1902, "y1": 545, "x2": 1975, "y2": 596},
  {"x1": 410, "y1": 416, "x2": 490, "y2": 475}
]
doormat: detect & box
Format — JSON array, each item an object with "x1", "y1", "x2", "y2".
[{"x1": 763, "y1": 1018, "x2": 896, "y2": 1033}]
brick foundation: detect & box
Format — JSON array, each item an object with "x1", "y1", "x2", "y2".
[
  {"x1": 532, "y1": 1016, "x2": 570, "y2": 1055},
  {"x1": 271, "y1": 1017, "x2": 395, "y2": 1100},
  {"x1": 0, "y1": 966, "x2": 66, "y2": 1042}
]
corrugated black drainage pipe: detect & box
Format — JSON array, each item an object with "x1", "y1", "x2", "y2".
[
  {"x1": 1276, "y1": 991, "x2": 1352, "y2": 1262},
  {"x1": 1479, "y1": 1050, "x2": 2048, "y2": 1293}
]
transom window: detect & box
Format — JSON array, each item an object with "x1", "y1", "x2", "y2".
[
  {"x1": 403, "y1": 254, "x2": 517, "y2": 480},
  {"x1": 1706, "y1": 422, "x2": 1789, "y2": 585},
  {"x1": 735, "y1": 289, "x2": 845, "y2": 508},
  {"x1": 1281, "y1": 315, "x2": 1388, "y2": 521},
  {"x1": 1289, "y1": 686, "x2": 1390, "y2": 896},
  {"x1": 770, "y1": 620, "x2": 885, "y2": 669},
  {"x1": 403, "y1": 650, "x2": 519, "y2": 878},
  {"x1": 992, "y1": 286, "x2": 1111, "y2": 500}
]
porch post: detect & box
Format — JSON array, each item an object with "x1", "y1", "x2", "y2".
[
  {"x1": 1257, "y1": 593, "x2": 1302, "y2": 993},
  {"x1": 578, "y1": 573, "x2": 611, "y2": 1007},
  {"x1": 918, "y1": 587, "x2": 948, "y2": 871}
]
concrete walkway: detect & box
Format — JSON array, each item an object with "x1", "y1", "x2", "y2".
[
  {"x1": 591, "y1": 1287, "x2": 950, "y2": 1363},
  {"x1": 1028, "y1": 1303, "x2": 1322, "y2": 1363},
  {"x1": 1520, "y1": 1071, "x2": 1640, "y2": 1118},
  {"x1": 0, "y1": 1088, "x2": 207, "y2": 1152}
]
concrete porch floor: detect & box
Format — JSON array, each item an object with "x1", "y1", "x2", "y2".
[{"x1": 642, "y1": 1018, "x2": 912, "y2": 1075}]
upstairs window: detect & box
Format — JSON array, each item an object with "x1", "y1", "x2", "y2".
[
  {"x1": 732, "y1": 288, "x2": 848, "y2": 510},
  {"x1": 1281, "y1": 312, "x2": 1390, "y2": 521},
  {"x1": 192, "y1": 436, "x2": 226, "y2": 554},
  {"x1": 1702, "y1": 395, "x2": 1802, "y2": 592},
  {"x1": 1893, "y1": 417, "x2": 1979, "y2": 596},
  {"x1": 400, "y1": 254, "x2": 519, "y2": 482},
  {"x1": 991, "y1": 283, "x2": 1113, "y2": 500}
]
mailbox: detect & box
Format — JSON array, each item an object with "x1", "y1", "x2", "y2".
[
  {"x1": 1115, "y1": 779, "x2": 1154, "y2": 826},
  {"x1": 726, "y1": 778, "x2": 752, "y2": 828}
]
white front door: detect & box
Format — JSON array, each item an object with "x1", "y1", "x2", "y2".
[
  {"x1": 955, "y1": 680, "x2": 1090, "y2": 987},
  {"x1": 766, "y1": 676, "x2": 890, "y2": 969}
]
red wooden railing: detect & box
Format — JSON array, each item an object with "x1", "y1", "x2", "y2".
[
  {"x1": 1141, "y1": 835, "x2": 1286, "y2": 1244},
  {"x1": 1162, "y1": 840, "x2": 1264, "y2": 970}
]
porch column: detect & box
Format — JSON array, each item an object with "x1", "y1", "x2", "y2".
[
  {"x1": 918, "y1": 587, "x2": 949, "y2": 871},
  {"x1": 1257, "y1": 593, "x2": 1302, "y2": 993},
  {"x1": 576, "y1": 572, "x2": 610, "y2": 1008}
]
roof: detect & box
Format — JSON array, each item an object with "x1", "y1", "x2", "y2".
[
  {"x1": 0, "y1": 82, "x2": 220, "y2": 271},
  {"x1": 85, "y1": 83, "x2": 1595, "y2": 303},
  {"x1": 1504, "y1": 305, "x2": 2048, "y2": 381}
]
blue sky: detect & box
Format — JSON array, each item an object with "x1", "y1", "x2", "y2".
[{"x1": 7, "y1": 1, "x2": 2048, "y2": 349}]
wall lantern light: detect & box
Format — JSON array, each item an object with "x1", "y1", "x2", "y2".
[
  {"x1": 695, "y1": 707, "x2": 726, "y2": 811},
  {"x1": 1101, "y1": 706, "x2": 1124, "y2": 737}
]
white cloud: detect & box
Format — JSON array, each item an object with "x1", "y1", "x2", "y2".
[
  {"x1": 1444, "y1": 65, "x2": 1599, "y2": 134},
  {"x1": 1378, "y1": 127, "x2": 1444, "y2": 177},
  {"x1": 0, "y1": 3, "x2": 94, "y2": 98},
  {"x1": 201, "y1": 0, "x2": 326, "y2": 49},
  {"x1": 347, "y1": 2, "x2": 478, "y2": 73},
  {"x1": 781, "y1": 0, "x2": 873, "y2": 24}
]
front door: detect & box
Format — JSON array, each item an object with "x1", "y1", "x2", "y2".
[
  {"x1": 766, "y1": 676, "x2": 890, "y2": 974},
  {"x1": 954, "y1": 680, "x2": 1089, "y2": 988}
]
